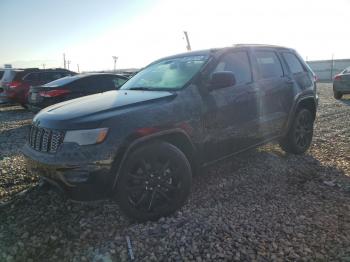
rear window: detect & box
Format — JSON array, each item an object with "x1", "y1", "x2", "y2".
[
  {"x1": 255, "y1": 51, "x2": 283, "y2": 79},
  {"x1": 43, "y1": 75, "x2": 83, "y2": 87},
  {"x1": 283, "y1": 53, "x2": 305, "y2": 74},
  {"x1": 343, "y1": 67, "x2": 350, "y2": 74}
]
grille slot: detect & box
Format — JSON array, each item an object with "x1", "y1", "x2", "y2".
[{"x1": 28, "y1": 126, "x2": 64, "y2": 153}]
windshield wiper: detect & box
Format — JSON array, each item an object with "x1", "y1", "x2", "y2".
[{"x1": 127, "y1": 87, "x2": 153, "y2": 91}]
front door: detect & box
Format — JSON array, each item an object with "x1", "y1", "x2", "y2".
[{"x1": 201, "y1": 50, "x2": 260, "y2": 162}]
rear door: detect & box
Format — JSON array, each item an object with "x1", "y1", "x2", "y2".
[
  {"x1": 252, "y1": 50, "x2": 292, "y2": 138},
  {"x1": 74, "y1": 75, "x2": 114, "y2": 96},
  {"x1": 340, "y1": 68, "x2": 350, "y2": 89},
  {"x1": 281, "y1": 52, "x2": 313, "y2": 90}
]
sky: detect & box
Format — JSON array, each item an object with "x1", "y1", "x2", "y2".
[{"x1": 1, "y1": 0, "x2": 350, "y2": 72}]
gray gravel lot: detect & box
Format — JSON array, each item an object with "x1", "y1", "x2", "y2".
[{"x1": 0, "y1": 83, "x2": 349, "y2": 261}]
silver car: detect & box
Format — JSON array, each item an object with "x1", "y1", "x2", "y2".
[{"x1": 333, "y1": 66, "x2": 350, "y2": 99}]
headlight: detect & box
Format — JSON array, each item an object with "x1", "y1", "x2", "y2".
[{"x1": 63, "y1": 128, "x2": 109, "y2": 145}]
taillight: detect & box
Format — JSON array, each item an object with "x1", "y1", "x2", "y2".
[
  {"x1": 334, "y1": 75, "x2": 342, "y2": 81},
  {"x1": 9, "y1": 81, "x2": 22, "y2": 88},
  {"x1": 314, "y1": 75, "x2": 318, "y2": 82},
  {"x1": 39, "y1": 89, "x2": 71, "y2": 97}
]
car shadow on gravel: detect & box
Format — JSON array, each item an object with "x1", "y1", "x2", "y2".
[
  {"x1": 0, "y1": 145, "x2": 349, "y2": 261},
  {"x1": 339, "y1": 98, "x2": 350, "y2": 106},
  {"x1": 0, "y1": 125, "x2": 31, "y2": 157}
]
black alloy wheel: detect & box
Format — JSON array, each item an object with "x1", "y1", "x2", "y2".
[
  {"x1": 116, "y1": 141, "x2": 192, "y2": 221},
  {"x1": 280, "y1": 108, "x2": 314, "y2": 154},
  {"x1": 334, "y1": 91, "x2": 343, "y2": 100},
  {"x1": 294, "y1": 109, "x2": 313, "y2": 150}
]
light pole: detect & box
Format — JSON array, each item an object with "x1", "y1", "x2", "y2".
[
  {"x1": 67, "y1": 60, "x2": 71, "y2": 70},
  {"x1": 77, "y1": 64, "x2": 80, "y2": 73},
  {"x1": 183, "y1": 31, "x2": 192, "y2": 51},
  {"x1": 63, "y1": 53, "x2": 66, "y2": 69},
  {"x1": 112, "y1": 56, "x2": 118, "y2": 72}
]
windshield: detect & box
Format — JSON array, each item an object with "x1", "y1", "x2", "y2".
[
  {"x1": 42, "y1": 75, "x2": 83, "y2": 87},
  {"x1": 121, "y1": 55, "x2": 208, "y2": 90}
]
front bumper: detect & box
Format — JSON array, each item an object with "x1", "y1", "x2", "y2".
[
  {"x1": 26, "y1": 104, "x2": 42, "y2": 113},
  {"x1": 22, "y1": 143, "x2": 117, "y2": 201},
  {"x1": 333, "y1": 82, "x2": 350, "y2": 93}
]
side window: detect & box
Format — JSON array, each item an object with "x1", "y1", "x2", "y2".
[
  {"x1": 213, "y1": 51, "x2": 252, "y2": 85},
  {"x1": 24, "y1": 73, "x2": 40, "y2": 81},
  {"x1": 81, "y1": 76, "x2": 112, "y2": 92},
  {"x1": 41, "y1": 72, "x2": 55, "y2": 82},
  {"x1": 283, "y1": 53, "x2": 305, "y2": 74},
  {"x1": 112, "y1": 77, "x2": 127, "y2": 88},
  {"x1": 255, "y1": 51, "x2": 283, "y2": 79}
]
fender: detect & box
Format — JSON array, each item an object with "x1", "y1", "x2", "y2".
[
  {"x1": 282, "y1": 93, "x2": 317, "y2": 136},
  {"x1": 111, "y1": 128, "x2": 196, "y2": 189}
]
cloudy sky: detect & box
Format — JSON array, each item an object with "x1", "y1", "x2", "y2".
[{"x1": 1, "y1": 0, "x2": 349, "y2": 71}]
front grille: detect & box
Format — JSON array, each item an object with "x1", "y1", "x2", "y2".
[{"x1": 28, "y1": 126, "x2": 65, "y2": 153}]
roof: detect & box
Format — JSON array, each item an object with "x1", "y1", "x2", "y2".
[
  {"x1": 153, "y1": 44, "x2": 294, "y2": 63},
  {"x1": 233, "y1": 43, "x2": 292, "y2": 50}
]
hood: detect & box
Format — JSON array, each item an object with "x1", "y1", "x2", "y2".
[{"x1": 34, "y1": 90, "x2": 176, "y2": 129}]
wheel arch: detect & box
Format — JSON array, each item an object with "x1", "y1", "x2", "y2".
[
  {"x1": 283, "y1": 95, "x2": 317, "y2": 136},
  {"x1": 297, "y1": 97, "x2": 317, "y2": 120},
  {"x1": 111, "y1": 129, "x2": 198, "y2": 189}
]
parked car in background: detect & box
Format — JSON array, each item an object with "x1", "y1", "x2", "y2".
[
  {"x1": 23, "y1": 45, "x2": 318, "y2": 221},
  {"x1": 333, "y1": 66, "x2": 350, "y2": 99},
  {"x1": 27, "y1": 73, "x2": 129, "y2": 112},
  {"x1": 1, "y1": 68, "x2": 76, "y2": 107},
  {"x1": 0, "y1": 69, "x2": 5, "y2": 103},
  {"x1": 0, "y1": 68, "x2": 17, "y2": 104},
  {"x1": 0, "y1": 70, "x2": 4, "y2": 81}
]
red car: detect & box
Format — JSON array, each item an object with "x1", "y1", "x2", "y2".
[{"x1": 2, "y1": 68, "x2": 75, "y2": 107}]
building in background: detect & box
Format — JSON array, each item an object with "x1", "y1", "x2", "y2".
[{"x1": 307, "y1": 59, "x2": 350, "y2": 82}]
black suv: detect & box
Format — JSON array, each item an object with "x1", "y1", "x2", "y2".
[{"x1": 23, "y1": 45, "x2": 318, "y2": 221}]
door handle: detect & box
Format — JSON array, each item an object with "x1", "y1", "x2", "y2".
[{"x1": 285, "y1": 77, "x2": 294, "y2": 84}]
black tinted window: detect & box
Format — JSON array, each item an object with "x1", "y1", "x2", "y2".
[
  {"x1": 43, "y1": 72, "x2": 73, "y2": 82},
  {"x1": 283, "y1": 53, "x2": 305, "y2": 74},
  {"x1": 214, "y1": 51, "x2": 252, "y2": 84},
  {"x1": 0, "y1": 71, "x2": 4, "y2": 79},
  {"x1": 112, "y1": 76, "x2": 127, "y2": 88},
  {"x1": 24, "y1": 73, "x2": 40, "y2": 81},
  {"x1": 343, "y1": 67, "x2": 350, "y2": 74},
  {"x1": 255, "y1": 51, "x2": 283, "y2": 79}
]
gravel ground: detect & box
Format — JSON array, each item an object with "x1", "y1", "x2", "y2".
[{"x1": 0, "y1": 83, "x2": 349, "y2": 261}]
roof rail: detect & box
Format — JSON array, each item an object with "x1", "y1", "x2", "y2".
[{"x1": 233, "y1": 43, "x2": 289, "y2": 49}]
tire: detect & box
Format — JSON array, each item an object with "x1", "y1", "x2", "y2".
[
  {"x1": 334, "y1": 91, "x2": 343, "y2": 100},
  {"x1": 279, "y1": 108, "x2": 314, "y2": 154},
  {"x1": 116, "y1": 141, "x2": 192, "y2": 221}
]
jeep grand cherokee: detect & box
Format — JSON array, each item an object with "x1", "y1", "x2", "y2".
[{"x1": 23, "y1": 45, "x2": 318, "y2": 221}]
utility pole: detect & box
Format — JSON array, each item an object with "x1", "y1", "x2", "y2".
[
  {"x1": 42, "y1": 63, "x2": 45, "y2": 69},
  {"x1": 67, "y1": 60, "x2": 71, "y2": 70},
  {"x1": 63, "y1": 53, "x2": 66, "y2": 69},
  {"x1": 183, "y1": 31, "x2": 192, "y2": 51},
  {"x1": 77, "y1": 64, "x2": 80, "y2": 73},
  {"x1": 330, "y1": 53, "x2": 334, "y2": 80},
  {"x1": 112, "y1": 56, "x2": 118, "y2": 72}
]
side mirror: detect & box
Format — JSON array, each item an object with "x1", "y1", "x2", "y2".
[{"x1": 209, "y1": 71, "x2": 236, "y2": 91}]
